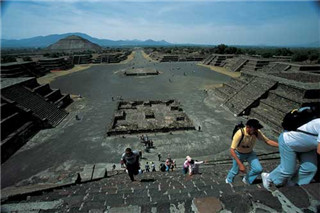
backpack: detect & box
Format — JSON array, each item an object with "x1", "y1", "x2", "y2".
[
  {"x1": 231, "y1": 122, "x2": 245, "y2": 147},
  {"x1": 282, "y1": 106, "x2": 320, "y2": 133},
  {"x1": 160, "y1": 163, "x2": 166, "y2": 172}
]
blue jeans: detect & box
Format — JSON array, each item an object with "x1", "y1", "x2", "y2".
[
  {"x1": 226, "y1": 150, "x2": 263, "y2": 184},
  {"x1": 269, "y1": 133, "x2": 317, "y2": 186}
]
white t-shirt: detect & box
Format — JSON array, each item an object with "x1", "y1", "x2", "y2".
[{"x1": 283, "y1": 118, "x2": 320, "y2": 152}]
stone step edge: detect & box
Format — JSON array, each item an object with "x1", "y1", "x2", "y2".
[{"x1": 3, "y1": 184, "x2": 318, "y2": 213}]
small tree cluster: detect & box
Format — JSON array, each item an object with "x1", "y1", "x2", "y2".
[{"x1": 1, "y1": 55, "x2": 17, "y2": 63}]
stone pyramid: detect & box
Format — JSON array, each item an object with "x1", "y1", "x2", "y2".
[{"x1": 47, "y1": 35, "x2": 102, "y2": 52}]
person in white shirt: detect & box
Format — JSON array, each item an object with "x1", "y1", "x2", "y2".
[
  {"x1": 188, "y1": 160, "x2": 205, "y2": 175},
  {"x1": 262, "y1": 118, "x2": 320, "y2": 190}
]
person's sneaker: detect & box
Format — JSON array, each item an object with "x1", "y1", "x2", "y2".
[
  {"x1": 261, "y1": 172, "x2": 271, "y2": 191},
  {"x1": 225, "y1": 178, "x2": 231, "y2": 184},
  {"x1": 286, "y1": 180, "x2": 296, "y2": 187},
  {"x1": 242, "y1": 176, "x2": 249, "y2": 185}
]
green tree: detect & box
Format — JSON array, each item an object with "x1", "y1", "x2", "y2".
[
  {"x1": 23, "y1": 56, "x2": 32, "y2": 61},
  {"x1": 215, "y1": 44, "x2": 227, "y2": 54},
  {"x1": 1, "y1": 55, "x2": 17, "y2": 63},
  {"x1": 261, "y1": 52, "x2": 273, "y2": 58},
  {"x1": 292, "y1": 53, "x2": 309, "y2": 62},
  {"x1": 308, "y1": 53, "x2": 319, "y2": 61}
]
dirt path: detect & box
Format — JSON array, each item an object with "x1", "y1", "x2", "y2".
[
  {"x1": 37, "y1": 64, "x2": 93, "y2": 85},
  {"x1": 141, "y1": 50, "x2": 158, "y2": 63},
  {"x1": 119, "y1": 51, "x2": 135, "y2": 64}
]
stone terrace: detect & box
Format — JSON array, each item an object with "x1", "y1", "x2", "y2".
[
  {"x1": 124, "y1": 68, "x2": 159, "y2": 76},
  {"x1": 1, "y1": 159, "x2": 320, "y2": 212},
  {"x1": 213, "y1": 64, "x2": 320, "y2": 134},
  {"x1": 107, "y1": 100, "x2": 195, "y2": 136}
]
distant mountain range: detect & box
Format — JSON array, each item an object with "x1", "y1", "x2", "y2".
[
  {"x1": 1, "y1": 32, "x2": 172, "y2": 48},
  {"x1": 1, "y1": 32, "x2": 319, "y2": 48}
]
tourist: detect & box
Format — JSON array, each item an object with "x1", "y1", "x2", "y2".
[
  {"x1": 183, "y1": 156, "x2": 207, "y2": 175},
  {"x1": 262, "y1": 118, "x2": 320, "y2": 190},
  {"x1": 183, "y1": 156, "x2": 192, "y2": 174},
  {"x1": 145, "y1": 162, "x2": 150, "y2": 172},
  {"x1": 159, "y1": 163, "x2": 166, "y2": 172},
  {"x1": 226, "y1": 119, "x2": 278, "y2": 185},
  {"x1": 143, "y1": 134, "x2": 149, "y2": 143},
  {"x1": 189, "y1": 159, "x2": 207, "y2": 176},
  {"x1": 165, "y1": 155, "x2": 174, "y2": 171},
  {"x1": 158, "y1": 153, "x2": 162, "y2": 161},
  {"x1": 151, "y1": 162, "x2": 156, "y2": 172},
  {"x1": 112, "y1": 164, "x2": 116, "y2": 171},
  {"x1": 120, "y1": 148, "x2": 141, "y2": 182}
]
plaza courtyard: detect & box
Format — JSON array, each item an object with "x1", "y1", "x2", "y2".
[{"x1": 1, "y1": 50, "x2": 279, "y2": 188}]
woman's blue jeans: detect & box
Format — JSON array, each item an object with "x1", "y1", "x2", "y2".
[
  {"x1": 226, "y1": 150, "x2": 263, "y2": 184},
  {"x1": 269, "y1": 133, "x2": 317, "y2": 186}
]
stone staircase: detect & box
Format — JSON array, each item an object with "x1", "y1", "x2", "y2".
[
  {"x1": 202, "y1": 55, "x2": 216, "y2": 65},
  {"x1": 238, "y1": 59, "x2": 272, "y2": 73},
  {"x1": 213, "y1": 75, "x2": 252, "y2": 101},
  {"x1": 38, "y1": 57, "x2": 73, "y2": 71},
  {"x1": 250, "y1": 82, "x2": 320, "y2": 134},
  {"x1": 223, "y1": 76, "x2": 278, "y2": 116},
  {"x1": 210, "y1": 55, "x2": 234, "y2": 67},
  {"x1": 212, "y1": 67, "x2": 320, "y2": 134},
  {"x1": 0, "y1": 96, "x2": 40, "y2": 163},
  {"x1": 2, "y1": 158, "x2": 320, "y2": 212},
  {"x1": 224, "y1": 58, "x2": 249, "y2": 72},
  {"x1": 1, "y1": 62, "x2": 49, "y2": 78},
  {"x1": 1, "y1": 84, "x2": 68, "y2": 127},
  {"x1": 23, "y1": 78, "x2": 73, "y2": 109}
]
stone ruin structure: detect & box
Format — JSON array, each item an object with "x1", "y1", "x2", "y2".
[
  {"x1": 92, "y1": 52, "x2": 131, "y2": 64},
  {"x1": 145, "y1": 51, "x2": 205, "y2": 62},
  {"x1": 213, "y1": 62, "x2": 320, "y2": 134},
  {"x1": 107, "y1": 100, "x2": 195, "y2": 136},
  {"x1": 160, "y1": 55, "x2": 179, "y2": 62},
  {"x1": 203, "y1": 55, "x2": 293, "y2": 73},
  {"x1": 225, "y1": 58, "x2": 273, "y2": 72},
  {"x1": 1, "y1": 77, "x2": 72, "y2": 163},
  {"x1": 72, "y1": 55, "x2": 92, "y2": 64},
  {"x1": 1, "y1": 61, "x2": 49, "y2": 78},
  {"x1": 38, "y1": 57, "x2": 73, "y2": 71},
  {"x1": 124, "y1": 68, "x2": 159, "y2": 76},
  {"x1": 1, "y1": 57, "x2": 74, "y2": 78},
  {"x1": 202, "y1": 54, "x2": 234, "y2": 67},
  {"x1": 46, "y1": 35, "x2": 102, "y2": 53},
  {"x1": 159, "y1": 55, "x2": 204, "y2": 62}
]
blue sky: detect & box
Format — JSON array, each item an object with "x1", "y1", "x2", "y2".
[{"x1": 1, "y1": 0, "x2": 320, "y2": 46}]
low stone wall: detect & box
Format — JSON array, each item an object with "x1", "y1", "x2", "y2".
[{"x1": 107, "y1": 100, "x2": 195, "y2": 136}]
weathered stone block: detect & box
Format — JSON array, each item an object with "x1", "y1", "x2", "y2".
[{"x1": 192, "y1": 197, "x2": 222, "y2": 213}]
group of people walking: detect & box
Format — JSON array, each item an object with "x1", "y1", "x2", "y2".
[{"x1": 120, "y1": 107, "x2": 319, "y2": 190}]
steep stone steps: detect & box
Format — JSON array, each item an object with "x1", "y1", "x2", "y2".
[
  {"x1": 224, "y1": 77, "x2": 278, "y2": 116},
  {"x1": 2, "y1": 158, "x2": 319, "y2": 212},
  {"x1": 1, "y1": 85, "x2": 68, "y2": 127}
]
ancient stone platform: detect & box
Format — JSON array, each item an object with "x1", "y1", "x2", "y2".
[
  {"x1": 107, "y1": 100, "x2": 195, "y2": 136},
  {"x1": 124, "y1": 68, "x2": 159, "y2": 76}
]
